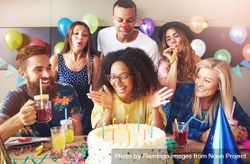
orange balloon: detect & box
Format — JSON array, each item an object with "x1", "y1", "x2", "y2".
[
  {"x1": 189, "y1": 16, "x2": 205, "y2": 34},
  {"x1": 242, "y1": 44, "x2": 250, "y2": 61}
]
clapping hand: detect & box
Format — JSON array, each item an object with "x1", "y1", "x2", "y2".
[
  {"x1": 148, "y1": 87, "x2": 173, "y2": 109},
  {"x1": 87, "y1": 85, "x2": 113, "y2": 110}
]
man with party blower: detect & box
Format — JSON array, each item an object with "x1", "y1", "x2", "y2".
[
  {"x1": 0, "y1": 45, "x2": 82, "y2": 142},
  {"x1": 97, "y1": 0, "x2": 160, "y2": 68}
]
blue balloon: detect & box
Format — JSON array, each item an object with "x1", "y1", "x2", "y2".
[{"x1": 58, "y1": 18, "x2": 72, "y2": 37}]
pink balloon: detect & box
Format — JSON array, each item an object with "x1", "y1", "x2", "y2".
[
  {"x1": 242, "y1": 44, "x2": 250, "y2": 61},
  {"x1": 30, "y1": 39, "x2": 51, "y2": 54},
  {"x1": 140, "y1": 18, "x2": 155, "y2": 37}
]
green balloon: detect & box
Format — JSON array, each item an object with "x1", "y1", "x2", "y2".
[
  {"x1": 4, "y1": 30, "x2": 23, "y2": 51},
  {"x1": 213, "y1": 49, "x2": 231, "y2": 64},
  {"x1": 53, "y1": 42, "x2": 64, "y2": 55},
  {"x1": 82, "y1": 14, "x2": 99, "y2": 34}
]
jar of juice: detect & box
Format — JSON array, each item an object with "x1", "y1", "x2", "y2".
[
  {"x1": 60, "y1": 119, "x2": 74, "y2": 143},
  {"x1": 34, "y1": 94, "x2": 52, "y2": 123}
]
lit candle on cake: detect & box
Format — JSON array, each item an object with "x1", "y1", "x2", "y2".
[
  {"x1": 112, "y1": 118, "x2": 116, "y2": 140},
  {"x1": 138, "y1": 117, "x2": 140, "y2": 131},
  {"x1": 126, "y1": 115, "x2": 129, "y2": 130},
  {"x1": 128, "y1": 125, "x2": 130, "y2": 144},
  {"x1": 144, "y1": 126, "x2": 146, "y2": 140},
  {"x1": 148, "y1": 118, "x2": 151, "y2": 134},
  {"x1": 150, "y1": 121, "x2": 153, "y2": 138},
  {"x1": 102, "y1": 121, "x2": 105, "y2": 139}
]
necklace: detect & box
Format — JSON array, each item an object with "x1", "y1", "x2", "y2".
[{"x1": 66, "y1": 52, "x2": 87, "y2": 72}]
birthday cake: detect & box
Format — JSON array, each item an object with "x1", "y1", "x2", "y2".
[{"x1": 87, "y1": 123, "x2": 168, "y2": 164}]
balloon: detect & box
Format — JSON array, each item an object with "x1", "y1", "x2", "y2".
[
  {"x1": 58, "y1": 17, "x2": 72, "y2": 37},
  {"x1": 30, "y1": 39, "x2": 51, "y2": 54},
  {"x1": 140, "y1": 18, "x2": 155, "y2": 37},
  {"x1": 189, "y1": 16, "x2": 206, "y2": 34},
  {"x1": 82, "y1": 14, "x2": 99, "y2": 34},
  {"x1": 229, "y1": 25, "x2": 247, "y2": 45},
  {"x1": 214, "y1": 49, "x2": 231, "y2": 64},
  {"x1": 4, "y1": 30, "x2": 23, "y2": 51},
  {"x1": 242, "y1": 43, "x2": 250, "y2": 61},
  {"x1": 191, "y1": 39, "x2": 206, "y2": 57},
  {"x1": 53, "y1": 42, "x2": 64, "y2": 55}
]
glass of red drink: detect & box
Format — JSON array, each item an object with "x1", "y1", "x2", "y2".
[
  {"x1": 172, "y1": 122, "x2": 188, "y2": 148},
  {"x1": 34, "y1": 94, "x2": 52, "y2": 123}
]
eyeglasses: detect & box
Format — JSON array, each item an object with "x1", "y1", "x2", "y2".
[{"x1": 106, "y1": 73, "x2": 130, "y2": 83}]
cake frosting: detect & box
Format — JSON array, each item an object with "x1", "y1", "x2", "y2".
[{"x1": 87, "y1": 123, "x2": 169, "y2": 164}]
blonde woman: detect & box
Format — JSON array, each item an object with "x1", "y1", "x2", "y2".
[{"x1": 166, "y1": 58, "x2": 250, "y2": 143}]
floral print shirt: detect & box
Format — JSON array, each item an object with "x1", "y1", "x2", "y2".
[{"x1": 0, "y1": 82, "x2": 82, "y2": 137}]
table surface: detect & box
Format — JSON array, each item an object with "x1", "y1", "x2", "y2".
[{"x1": 5, "y1": 135, "x2": 250, "y2": 163}]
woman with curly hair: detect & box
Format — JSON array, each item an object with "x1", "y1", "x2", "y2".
[
  {"x1": 87, "y1": 47, "x2": 173, "y2": 129},
  {"x1": 158, "y1": 22, "x2": 201, "y2": 93}
]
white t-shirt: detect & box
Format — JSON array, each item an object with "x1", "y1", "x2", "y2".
[{"x1": 97, "y1": 26, "x2": 160, "y2": 67}]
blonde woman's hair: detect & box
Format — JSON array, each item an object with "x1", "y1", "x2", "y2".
[
  {"x1": 192, "y1": 58, "x2": 233, "y2": 125},
  {"x1": 161, "y1": 27, "x2": 196, "y2": 83}
]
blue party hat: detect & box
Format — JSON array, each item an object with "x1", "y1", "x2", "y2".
[{"x1": 201, "y1": 103, "x2": 243, "y2": 164}]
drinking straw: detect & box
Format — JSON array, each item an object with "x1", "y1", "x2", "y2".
[
  {"x1": 230, "y1": 101, "x2": 236, "y2": 121},
  {"x1": 65, "y1": 108, "x2": 68, "y2": 120},
  {"x1": 39, "y1": 79, "x2": 43, "y2": 95},
  {"x1": 39, "y1": 79, "x2": 43, "y2": 107},
  {"x1": 174, "y1": 118, "x2": 179, "y2": 131},
  {"x1": 181, "y1": 115, "x2": 206, "y2": 131}
]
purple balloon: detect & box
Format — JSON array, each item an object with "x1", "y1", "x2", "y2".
[{"x1": 140, "y1": 18, "x2": 155, "y2": 37}]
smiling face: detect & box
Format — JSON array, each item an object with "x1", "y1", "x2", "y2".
[
  {"x1": 109, "y1": 61, "x2": 133, "y2": 103},
  {"x1": 195, "y1": 67, "x2": 219, "y2": 102},
  {"x1": 112, "y1": 6, "x2": 136, "y2": 41},
  {"x1": 21, "y1": 55, "x2": 54, "y2": 96},
  {"x1": 70, "y1": 25, "x2": 89, "y2": 52},
  {"x1": 165, "y1": 28, "x2": 184, "y2": 51}
]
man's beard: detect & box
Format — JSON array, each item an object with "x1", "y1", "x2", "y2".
[{"x1": 27, "y1": 77, "x2": 57, "y2": 100}]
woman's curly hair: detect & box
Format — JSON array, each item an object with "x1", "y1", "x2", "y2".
[{"x1": 97, "y1": 47, "x2": 159, "y2": 100}]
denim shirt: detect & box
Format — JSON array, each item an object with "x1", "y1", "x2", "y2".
[{"x1": 164, "y1": 83, "x2": 250, "y2": 141}]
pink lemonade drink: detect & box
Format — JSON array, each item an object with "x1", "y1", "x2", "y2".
[
  {"x1": 34, "y1": 94, "x2": 52, "y2": 123},
  {"x1": 172, "y1": 122, "x2": 189, "y2": 147},
  {"x1": 173, "y1": 130, "x2": 188, "y2": 147}
]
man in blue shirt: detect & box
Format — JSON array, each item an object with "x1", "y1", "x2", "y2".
[{"x1": 0, "y1": 45, "x2": 82, "y2": 141}]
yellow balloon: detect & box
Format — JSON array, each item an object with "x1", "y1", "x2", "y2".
[
  {"x1": 82, "y1": 14, "x2": 99, "y2": 34},
  {"x1": 4, "y1": 30, "x2": 23, "y2": 51},
  {"x1": 189, "y1": 16, "x2": 206, "y2": 34},
  {"x1": 202, "y1": 22, "x2": 208, "y2": 29},
  {"x1": 53, "y1": 42, "x2": 64, "y2": 55}
]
